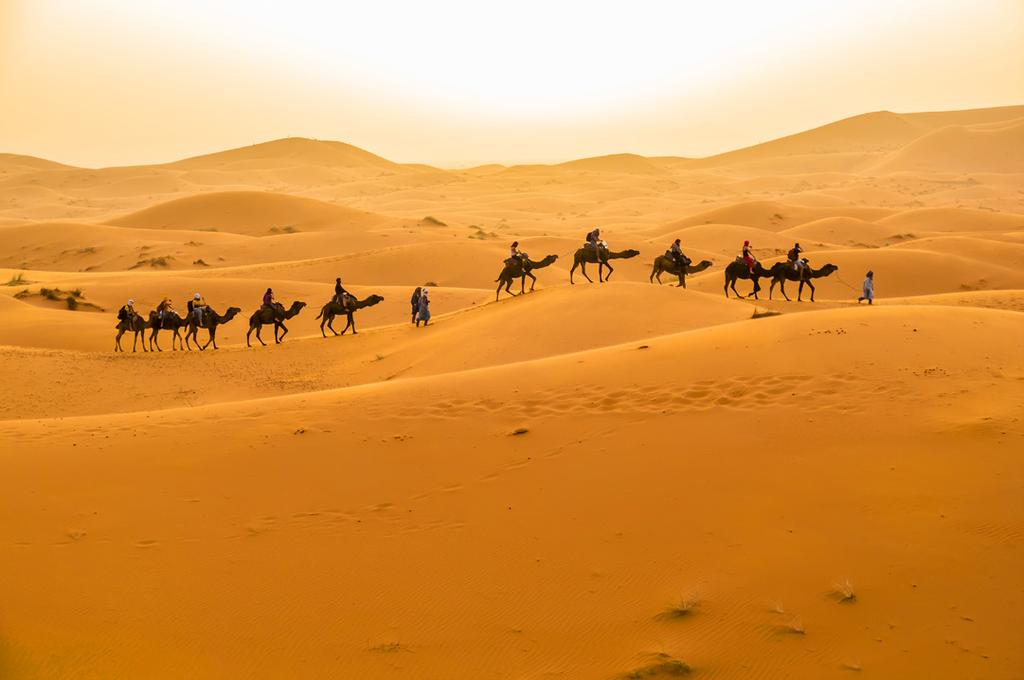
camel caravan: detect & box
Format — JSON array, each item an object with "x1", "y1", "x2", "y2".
[{"x1": 114, "y1": 231, "x2": 845, "y2": 352}]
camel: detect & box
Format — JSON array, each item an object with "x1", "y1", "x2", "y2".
[
  {"x1": 316, "y1": 294, "x2": 384, "y2": 337},
  {"x1": 723, "y1": 259, "x2": 775, "y2": 299},
  {"x1": 494, "y1": 254, "x2": 558, "y2": 300},
  {"x1": 147, "y1": 310, "x2": 188, "y2": 352},
  {"x1": 246, "y1": 300, "x2": 307, "y2": 347},
  {"x1": 768, "y1": 262, "x2": 839, "y2": 302},
  {"x1": 569, "y1": 247, "x2": 640, "y2": 284},
  {"x1": 649, "y1": 256, "x2": 713, "y2": 288},
  {"x1": 114, "y1": 313, "x2": 150, "y2": 352},
  {"x1": 183, "y1": 306, "x2": 241, "y2": 350}
]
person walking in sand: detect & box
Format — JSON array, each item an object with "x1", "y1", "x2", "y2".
[
  {"x1": 416, "y1": 288, "x2": 431, "y2": 327},
  {"x1": 857, "y1": 271, "x2": 875, "y2": 305},
  {"x1": 410, "y1": 287, "x2": 422, "y2": 323}
]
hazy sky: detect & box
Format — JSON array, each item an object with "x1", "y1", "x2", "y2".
[{"x1": 1, "y1": 0, "x2": 1021, "y2": 167}]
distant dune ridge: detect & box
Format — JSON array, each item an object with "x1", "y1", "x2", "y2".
[{"x1": 0, "y1": 104, "x2": 1022, "y2": 679}]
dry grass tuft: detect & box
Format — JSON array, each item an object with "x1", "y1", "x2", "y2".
[
  {"x1": 833, "y1": 578, "x2": 857, "y2": 603},
  {"x1": 659, "y1": 595, "x2": 700, "y2": 619}
]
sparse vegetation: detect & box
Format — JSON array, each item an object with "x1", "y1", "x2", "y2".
[
  {"x1": 423, "y1": 281, "x2": 438, "y2": 287},
  {"x1": 65, "y1": 295, "x2": 78, "y2": 310},
  {"x1": 70, "y1": 288, "x2": 82, "y2": 298},
  {"x1": 623, "y1": 654, "x2": 691, "y2": 678},
  {"x1": 833, "y1": 579, "x2": 857, "y2": 603},
  {"x1": 193, "y1": 259, "x2": 209, "y2": 266},
  {"x1": 660, "y1": 595, "x2": 700, "y2": 619},
  {"x1": 752, "y1": 308, "x2": 782, "y2": 319},
  {"x1": 40, "y1": 287, "x2": 60, "y2": 301},
  {"x1": 269, "y1": 225, "x2": 299, "y2": 234},
  {"x1": 468, "y1": 225, "x2": 499, "y2": 240},
  {"x1": 2, "y1": 273, "x2": 27, "y2": 286},
  {"x1": 368, "y1": 642, "x2": 412, "y2": 654},
  {"x1": 422, "y1": 215, "x2": 447, "y2": 226},
  {"x1": 781, "y1": 617, "x2": 806, "y2": 635},
  {"x1": 130, "y1": 256, "x2": 172, "y2": 269}
]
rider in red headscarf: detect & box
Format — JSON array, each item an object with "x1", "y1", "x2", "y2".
[{"x1": 741, "y1": 240, "x2": 755, "y2": 273}]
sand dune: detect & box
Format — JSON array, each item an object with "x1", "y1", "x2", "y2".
[
  {"x1": 872, "y1": 118, "x2": 1024, "y2": 173},
  {"x1": 165, "y1": 137, "x2": 407, "y2": 171},
  {"x1": 108, "y1": 190, "x2": 390, "y2": 235},
  {"x1": 1, "y1": 106, "x2": 1022, "y2": 679}
]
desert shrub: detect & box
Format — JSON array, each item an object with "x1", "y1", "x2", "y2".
[{"x1": 65, "y1": 296, "x2": 78, "y2": 310}]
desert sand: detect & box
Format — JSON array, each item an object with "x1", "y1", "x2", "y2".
[{"x1": 1, "y1": 106, "x2": 1022, "y2": 679}]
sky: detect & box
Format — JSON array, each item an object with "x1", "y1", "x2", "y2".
[{"x1": 1, "y1": 0, "x2": 1022, "y2": 168}]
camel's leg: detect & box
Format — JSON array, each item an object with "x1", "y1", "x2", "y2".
[
  {"x1": 650, "y1": 264, "x2": 657, "y2": 284},
  {"x1": 569, "y1": 261, "x2": 578, "y2": 284},
  {"x1": 803, "y1": 279, "x2": 815, "y2": 302},
  {"x1": 602, "y1": 261, "x2": 614, "y2": 282},
  {"x1": 277, "y1": 322, "x2": 288, "y2": 342},
  {"x1": 495, "y1": 282, "x2": 503, "y2": 302},
  {"x1": 132, "y1": 331, "x2": 139, "y2": 353},
  {"x1": 779, "y1": 279, "x2": 791, "y2": 302},
  {"x1": 114, "y1": 330, "x2": 124, "y2": 352},
  {"x1": 326, "y1": 315, "x2": 338, "y2": 336},
  {"x1": 203, "y1": 327, "x2": 218, "y2": 351},
  {"x1": 746, "y1": 277, "x2": 761, "y2": 300},
  {"x1": 343, "y1": 313, "x2": 357, "y2": 335},
  {"x1": 579, "y1": 262, "x2": 592, "y2": 283},
  {"x1": 255, "y1": 324, "x2": 266, "y2": 346},
  {"x1": 677, "y1": 271, "x2": 685, "y2": 288}
]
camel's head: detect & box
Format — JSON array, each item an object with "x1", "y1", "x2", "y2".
[
  {"x1": 365, "y1": 294, "x2": 384, "y2": 306},
  {"x1": 697, "y1": 259, "x2": 713, "y2": 268},
  {"x1": 821, "y1": 263, "x2": 839, "y2": 275},
  {"x1": 293, "y1": 301, "x2": 307, "y2": 311},
  {"x1": 622, "y1": 249, "x2": 640, "y2": 259},
  {"x1": 226, "y1": 306, "x2": 242, "y2": 317},
  {"x1": 539, "y1": 254, "x2": 558, "y2": 265}
]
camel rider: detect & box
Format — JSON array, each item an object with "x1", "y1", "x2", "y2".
[
  {"x1": 741, "y1": 240, "x2": 755, "y2": 274},
  {"x1": 334, "y1": 277, "x2": 348, "y2": 305},
  {"x1": 116, "y1": 299, "x2": 136, "y2": 327},
  {"x1": 669, "y1": 239, "x2": 690, "y2": 269},
  {"x1": 189, "y1": 292, "x2": 206, "y2": 327},
  {"x1": 509, "y1": 241, "x2": 525, "y2": 268},
  {"x1": 262, "y1": 287, "x2": 276, "y2": 314},
  {"x1": 787, "y1": 243, "x2": 804, "y2": 273},
  {"x1": 156, "y1": 297, "x2": 174, "y2": 321},
  {"x1": 586, "y1": 228, "x2": 606, "y2": 263}
]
